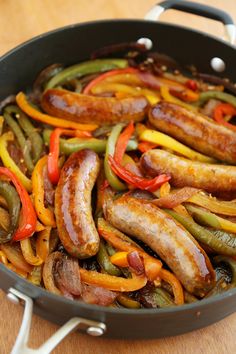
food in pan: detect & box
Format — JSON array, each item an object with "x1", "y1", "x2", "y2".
[{"x1": 1, "y1": 42, "x2": 236, "y2": 309}]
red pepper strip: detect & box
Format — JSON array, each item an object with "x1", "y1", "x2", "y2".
[
  {"x1": 138, "y1": 141, "x2": 158, "y2": 153},
  {"x1": 114, "y1": 121, "x2": 134, "y2": 164},
  {"x1": 185, "y1": 79, "x2": 198, "y2": 91},
  {"x1": 213, "y1": 103, "x2": 236, "y2": 131},
  {"x1": 108, "y1": 155, "x2": 170, "y2": 192},
  {"x1": 83, "y1": 67, "x2": 139, "y2": 94},
  {"x1": 48, "y1": 128, "x2": 92, "y2": 184},
  {"x1": 0, "y1": 167, "x2": 37, "y2": 241}
]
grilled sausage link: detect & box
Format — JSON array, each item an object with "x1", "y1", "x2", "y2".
[
  {"x1": 149, "y1": 101, "x2": 236, "y2": 164},
  {"x1": 55, "y1": 149, "x2": 100, "y2": 258},
  {"x1": 41, "y1": 89, "x2": 149, "y2": 124},
  {"x1": 104, "y1": 193, "x2": 215, "y2": 296},
  {"x1": 141, "y1": 149, "x2": 236, "y2": 193}
]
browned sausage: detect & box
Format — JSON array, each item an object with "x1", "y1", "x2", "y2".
[
  {"x1": 41, "y1": 89, "x2": 149, "y2": 124},
  {"x1": 103, "y1": 193, "x2": 215, "y2": 296},
  {"x1": 149, "y1": 101, "x2": 236, "y2": 164},
  {"x1": 55, "y1": 149, "x2": 100, "y2": 258},
  {"x1": 141, "y1": 149, "x2": 236, "y2": 193}
]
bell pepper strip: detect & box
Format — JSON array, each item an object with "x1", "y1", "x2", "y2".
[
  {"x1": 80, "y1": 268, "x2": 147, "y2": 292},
  {"x1": 1, "y1": 244, "x2": 33, "y2": 273},
  {"x1": 36, "y1": 227, "x2": 52, "y2": 261},
  {"x1": 188, "y1": 192, "x2": 236, "y2": 216},
  {"x1": 16, "y1": 92, "x2": 98, "y2": 131},
  {"x1": 104, "y1": 124, "x2": 127, "y2": 191},
  {"x1": 3, "y1": 110, "x2": 34, "y2": 172},
  {"x1": 48, "y1": 128, "x2": 92, "y2": 184},
  {"x1": 185, "y1": 204, "x2": 236, "y2": 234},
  {"x1": 28, "y1": 266, "x2": 42, "y2": 286},
  {"x1": 160, "y1": 86, "x2": 198, "y2": 112},
  {"x1": 114, "y1": 121, "x2": 134, "y2": 164},
  {"x1": 108, "y1": 155, "x2": 170, "y2": 192},
  {"x1": 46, "y1": 58, "x2": 128, "y2": 89},
  {"x1": 110, "y1": 251, "x2": 129, "y2": 267},
  {"x1": 43, "y1": 129, "x2": 137, "y2": 156},
  {"x1": 96, "y1": 239, "x2": 122, "y2": 276},
  {"x1": 6, "y1": 263, "x2": 28, "y2": 278},
  {"x1": 0, "y1": 167, "x2": 36, "y2": 241},
  {"x1": 0, "y1": 180, "x2": 21, "y2": 243},
  {"x1": 83, "y1": 67, "x2": 138, "y2": 94},
  {"x1": 0, "y1": 132, "x2": 32, "y2": 191},
  {"x1": 36, "y1": 220, "x2": 46, "y2": 232},
  {"x1": 20, "y1": 238, "x2": 43, "y2": 266},
  {"x1": 213, "y1": 103, "x2": 236, "y2": 131},
  {"x1": 139, "y1": 129, "x2": 216, "y2": 163},
  {"x1": 0, "y1": 116, "x2": 4, "y2": 135},
  {"x1": 197, "y1": 91, "x2": 236, "y2": 108},
  {"x1": 5, "y1": 105, "x2": 43, "y2": 164},
  {"x1": 117, "y1": 294, "x2": 141, "y2": 309},
  {"x1": 0, "y1": 250, "x2": 8, "y2": 265},
  {"x1": 32, "y1": 156, "x2": 56, "y2": 227},
  {"x1": 138, "y1": 141, "x2": 158, "y2": 153},
  {"x1": 159, "y1": 268, "x2": 184, "y2": 305},
  {"x1": 98, "y1": 218, "x2": 162, "y2": 281},
  {"x1": 165, "y1": 209, "x2": 236, "y2": 256},
  {"x1": 185, "y1": 79, "x2": 198, "y2": 91}
]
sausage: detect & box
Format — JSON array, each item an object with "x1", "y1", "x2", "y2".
[
  {"x1": 141, "y1": 149, "x2": 236, "y2": 193},
  {"x1": 103, "y1": 193, "x2": 215, "y2": 296},
  {"x1": 41, "y1": 89, "x2": 149, "y2": 124},
  {"x1": 55, "y1": 149, "x2": 100, "y2": 258},
  {"x1": 149, "y1": 101, "x2": 236, "y2": 164}
]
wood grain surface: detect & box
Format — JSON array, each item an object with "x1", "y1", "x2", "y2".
[{"x1": 1, "y1": 1, "x2": 236, "y2": 353}]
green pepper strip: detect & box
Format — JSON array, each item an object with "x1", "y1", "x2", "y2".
[
  {"x1": 5, "y1": 106, "x2": 43, "y2": 163},
  {"x1": 104, "y1": 124, "x2": 126, "y2": 191},
  {"x1": 46, "y1": 59, "x2": 128, "y2": 89},
  {"x1": 96, "y1": 239, "x2": 121, "y2": 276},
  {"x1": 43, "y1": 129, "x2": 138, "y2": 155},
  {"x1": 0, "y1": 180, "x2": 21, "y2": 243},
  {"x1": 185, "y1": 204, "x2": 221, "y2": 229},
  {"x1": 213, "y1": 256, "x2": 236, "y2": 287},
  {"x1": 164, "y1": 209, "x2": 236, "y2": 256},
  {"x1": 197, "y1": 91, "x2": 236, "y2": 108},
  {"x1": 3, "y1": 110, "x2": 34, "y2": 172},
  {"x1": 117, "y1": 294, "x2": 141, "y2": 309},
  {"x1": 150, "y1": 287, "x2": 175, "y2": 308}
]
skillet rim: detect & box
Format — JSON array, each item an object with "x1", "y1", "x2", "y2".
[{"x1": 0, "y1": 18, "x2": 236, "y2": 316}]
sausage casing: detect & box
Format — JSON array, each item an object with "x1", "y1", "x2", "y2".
[
  {"x1": 149, "y1": 101, "x2": 236, "y2": 164},
  {"x1": 104, "y1": 193, "x2": 215, "y2": 296},
  {"x1": 55, "y1": 149, "x2": 100, "y2": 258},
  {"x1": 141, "y1": 149, "x2": 236, "y2": 193},
  {"x1": 42, "y1": 89, "x2": 149, "y2": 124}
]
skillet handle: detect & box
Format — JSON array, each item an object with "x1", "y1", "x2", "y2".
[
  {"x1": 7, "y1": 288, "x2": 106, "y2": 354},
  {"x1": 145, "y1": 0, "x2": 236, "y2": 45}
]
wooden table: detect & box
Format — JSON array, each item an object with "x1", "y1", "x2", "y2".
[{"x1": 1, "y1": 0, "x2": 236, "y2": 353}]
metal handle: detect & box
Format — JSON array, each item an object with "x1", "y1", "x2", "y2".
[
  {"x1": 7, "y1": 288, "x2": 106, "y2": 354},
  {"x1": 145, "y1": 0, "x2": 236, "y2": 45}
]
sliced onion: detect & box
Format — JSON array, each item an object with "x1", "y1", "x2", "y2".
[
  {"x1": 152, "y1": 187, "x2": 200, "y2": 209},
  {"x1": 127, "y1": 251, "x2": 145, "y2": 275},
  {"x1": 56, "y1": 258, "x2": 81, "y2": 296},
  {"x1": 81, "y1": 284, "x2": 117, "y2": 306}
]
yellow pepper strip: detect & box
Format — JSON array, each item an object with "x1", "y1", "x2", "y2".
[
  {"x1": 188, "y1": 192, "x2": 236, "y2": 216},
  {"x1": 103, "y1": 72, "x2": 142, "y2": 86},
  {"x1": 16, "y1": 92, "x2": 98, "y2": 131},
  {"x1": 139, "y1": 129, "x2": 216, "y2": 163},
  {"x1": 20, "y1": 238, "x2": 43, "y2": 266},
  {"x1": 0, "y1": 131, "x2": 32, "y2": 191},
  {"x1": 28, "y1": 266, "x2": 42, "y2": 285},
  {"x1": 36, "y1": 226, "x2": 52, "y2": 261},
  {"x1": 1, "y1": 244, "x2": 32, "y2": 273},
  {"x1": 160, "y1": 86, "x2": 198, "y2": 112},
  {"x1": 7, "y1": 263, "x2": 28, "y2": 278},
  {"x1": 32, "y1": 156, "x2": 56, "y2": 227},
  {"x1": 36, "y1": 220, "x2": 46, "y2": 232},
  {"x1": 0, "y1": 250, "x2": 8, "y2": 265},
  {"x1": 91, "y1": 82, "x2": 160, "y2": 105},
  {"x1": 80, "y1": 268, "x2": 147, "y2": 292},
  {"x1": 0, "y1": 116, "x2": 4, "y2": 135}
]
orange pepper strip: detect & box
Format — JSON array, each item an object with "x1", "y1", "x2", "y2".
[
  {"x1": 80, "y1": 268, "x2": 147, "y2": 292},
  {"x1": 213, "y1": 103, "x2": 236, "y2": 131},
  {"x1": 16, "y1": 92, "x2": 98, "y2": 131},
  {"x1": 98, "y1": 218, "x2": 162, "y2": 281},
  {"x1": 32, "y1": 156, "x2": 56, "y2": 227},
  {"x1": 110, "y1": 252, "x2": 129, "y2": 267},
  {"x1": 36, "y1": 227, "x2": 52, "y2": 261},
  {"x1": 159, "y1": 268, "x2": 184, "y2": 305},
  {"x1": 138, "y1": 141, "x2": 158, "y2": 153}
]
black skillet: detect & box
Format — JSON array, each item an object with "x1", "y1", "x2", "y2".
[{"x1": 0, "y1": 1, "x2": 236, "y2": 352}]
